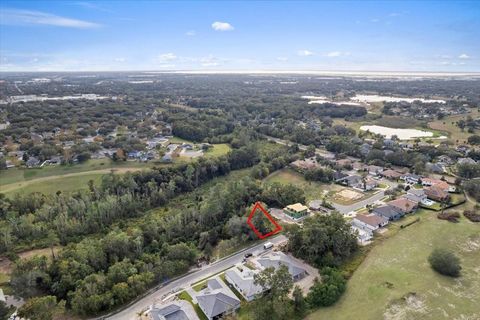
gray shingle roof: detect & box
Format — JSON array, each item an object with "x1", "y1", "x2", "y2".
[
  {"x1": 196, "y1": 278, "x2": 240, "y2": 319},
  {"x1": 225, "y1": 267, "x2": 264, "y2": 299},
  {"x1": 257, "y1": 252, "x2": 307, "y2": 279}
]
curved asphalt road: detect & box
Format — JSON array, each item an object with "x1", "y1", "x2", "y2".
[{"x1": 97, "y1": 235, "x2": 287, "y2": 320}]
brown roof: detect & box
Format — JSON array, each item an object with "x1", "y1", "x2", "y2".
[
  {"x1": 425, "y1": 186, "x2": 449, "y2": 200},
  {"x1": 382, "y1": 169, "x2": 402, "y2": 178},
  {"x1": 422, "y1": 178, "x2": 449, "y2": 191},
  {"x1": 387, "y1": 198, "x2": 417, "y2": 213},
  {"x1": 354, "y1": 214, "x2": 388, "y2": 227}
]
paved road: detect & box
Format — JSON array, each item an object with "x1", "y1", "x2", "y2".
[
  {"x1": 332, "y1": 190, "x2": 386, "y2": 214},
  {"x1": 332, "y1": 178, "x2": 398, "y2": 214},
  {"x1": 99, "y1": 235, "x2": 287, "y2": 320}
]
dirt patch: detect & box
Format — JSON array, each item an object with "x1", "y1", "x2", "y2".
[
  {"x1": 0, "y1": 246, "x2": 62, "y2": 274},
  {"x1": 384, "y1": 292, "x2": 428, "y2": 320},
  {"x1": 459, "y1": 235, "x2": 480, "y2": 253},
  {"x1": 337, "y1": 189, "x2": 363, "y2": 201}
]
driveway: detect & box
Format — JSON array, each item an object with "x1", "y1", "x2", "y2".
[{"x1": 97, "y1": 235, "x2": 287, "y2": 320}]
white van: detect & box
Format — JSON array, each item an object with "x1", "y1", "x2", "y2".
[{"x1": 263, "y1": 242, "x2": 274, "y2": 250}]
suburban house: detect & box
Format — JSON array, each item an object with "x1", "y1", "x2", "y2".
[
  {"x1": 352, "y1": 161, "x2": 367, "y2": 171},
  {"x1": 336, "y1": 158, "x2": 352, "y2": 168},
  {"x1": 352, "y1": 213, "x2": 389, "y2": 233},
  {"x1": 406, "y1": 188, "x2": 427, "y2": 201},
  {"x1": 367, "y1": 165, "x2": 384, "y2": 176},
  {"x1": 283, "y1": 203, "x2": 310, "y2": 219},
  {"x1": 256, "y1": 252, "x2": 307, "y2": 281},
  {"x1": 437, "y1": 155, "x2": 454, "y2": 165},
  {"x1": 351, "y1": 225, "x2": 373, "y2": 244},
  {"x1": 421, "y1": 178, "x2": 455, "y2": 192},
  {"x1": 425, "y1": 162, "x2": 445, "y2": 173},
  {"x1": 148, "y1": 300, "x2": 199, "y2": 320},
  {"x1": 363, "y1": 177, "x2": 378, "y2": 191},
  {"x1": 424, "y1": 186, "x2": 450, "y2": 202},
  {"x1": 225, "y1": 266, "x2": 264, "y2": 301},
  {"x1": 196, "y1": 278, "x2": 240, "y2": 320},
  {"x1": 387, "y1": 198, "x2": 418, "y2": 214},
  {"x1": 372, "y1": 205, "x2": 404, "y2": 221},
  {"x1": 381, "y1": 169, "x2": 402, "y2": 180},
  {"x1": 333, "y1": 171, "x2": 348, "y2": 182},
  {"x1": 458, "y1": 157, "x2": 476, "y2": 165},
  {"x1": 338, "y1": 174, "x2": 362, "y2": 187},
  {"x1": 401, "y1": 173, "x2": 421, "y2": 185}
]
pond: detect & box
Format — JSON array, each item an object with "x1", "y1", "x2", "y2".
[{"x1": 360, "y1": 125, "x2": 438, "y2": 140}]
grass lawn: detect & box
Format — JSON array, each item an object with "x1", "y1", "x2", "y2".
[
  {"x1": 428, "y1": 109, "x2": 480, "y2": 145},
  {"x1": 178, "y1": 291, "x2": 208, "y2": 320},
  {"x1": 3, "y1": 172, "x2": 104, "y2": 197},
  {"x1": 0, "y1": 159, "x2": 156, "y2": 187},
  {"x1": 263, "y1": 168, "x2": 341, "y2": 201},
  {"x1": 204, "y1": 144, "x2": 231, "y2": 157},
  {"x1": 308, "y1": 206, "x2": 480, "y2": 320}
]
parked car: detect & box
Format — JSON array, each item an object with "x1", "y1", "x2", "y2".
[
  {"x1": 263, "y1": 242, "x2": 274, "y2": 250},
  {"x1": 244, "y1": 252, "x2": 253, "y2": 258}
]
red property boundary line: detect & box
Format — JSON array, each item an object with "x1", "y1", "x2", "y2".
[{"x1": 247, "y1": 201, "x2": 282, "y2": 239}]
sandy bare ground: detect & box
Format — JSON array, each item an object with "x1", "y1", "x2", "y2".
[
  {"x1": 0, "y1": 167, "x2": 143, "y2": 194},
  {"x1": 0, "y1": 246, "x2": 63, "y2": 274}
]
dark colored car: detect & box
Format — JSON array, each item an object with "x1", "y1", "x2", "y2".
[{"x1": 244, "y1": 253, "x2": 253, "y2": 258}]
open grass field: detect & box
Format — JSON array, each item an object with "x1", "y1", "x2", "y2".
[
  {"x1": 0, "y1": 143, "x2": 232, "y2": 196},
  {"x1": 308, "y1": 205, "x2": 480, "y2": 320},
  {"x1": 0, "y1": 158, "x2": 155, "y2": 187},
  {"x1": 204, "y1": 143, "x2": 231, "y2": 157},
  {"x1": 428, "y1": 109, "x2": 480, "y2": 145},
  {"x1": 263, "y1": 168, "x2": 342, "y2": 201}
]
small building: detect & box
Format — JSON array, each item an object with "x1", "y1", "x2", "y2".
[
  {"x1": 283, "y1": 203, "x2": 310, "y2": 219},
  {"x1": 372, "y1": 205, "x2": 404, "y2": 221},
  {"x1": 351, "y1": 225, "x2": 373, "y2": 244},
  {"x1": 196, "y1": 278, "x2": 241, "y2": 320},
  {"x1": 26, "y1": 156, "x2": 40, "y2": 168},
  {"x1": 225, "y1": 266, "x2": 264, "y2": 301}
]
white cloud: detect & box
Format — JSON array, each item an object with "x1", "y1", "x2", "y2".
[
  {"x1": 211, "y1": 21, "x2": 234, "y2": 31},
  {"x1": 0, "y1": 8, "x2": 101, "y2": 28},
  {"x1": 459, "y1": 54, "x2": 470, "y2": 59},
  {"x1": 185, "y1": 30, "x2": 196, "y2": 36},
  {"x1": 325, "y1": 51, "x2": 350, "y2": 57},
  {"x1": 370, "y1": 18, "x2": 380, "y2": 23},
  {"x1": 114, "y1": 57, "x2": 126, "y2": 62},
  {"x1": 297, "y1": 50, "x2": 314, "y2": 56},
  {"x1": 277, "y1": 57, "x2": 288, "y2": 62},
  {"x1": 157, "y1": 53, "x2": 177, "y2": 62}
]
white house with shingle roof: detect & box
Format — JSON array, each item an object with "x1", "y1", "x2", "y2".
[
  {"x1": 196, "y1": 278, "x2": 240, "y2": 320},
  {"x1": 225, "y1": 265, "x2": 265, "y2": 301},
  {"x1": 255, "y1": 251, "x2": 307, "y2": 281}
]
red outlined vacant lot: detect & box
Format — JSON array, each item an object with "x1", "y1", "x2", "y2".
[{"x1": 247, "y1": 202, "x2": 282, "y2": 239}]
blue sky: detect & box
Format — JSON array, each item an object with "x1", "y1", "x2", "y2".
[{"x1": 0, "y1": 1, "x2": 479, "y2": 72}]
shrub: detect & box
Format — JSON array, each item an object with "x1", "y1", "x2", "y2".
[
  {"x1": 463, "y1": 210, "x2": 480, "y2": 222},
  {"x1": 437, "y1": 211, "x2": 460, "y2": 223},
  {"x1": 307, "y1": 267, "x2": 346, "y2": 307},
  {"x1": 428, "y1": 248, "x2": 461, "y2": 277}
]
